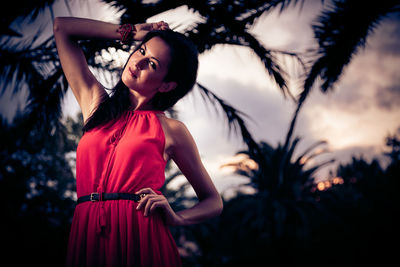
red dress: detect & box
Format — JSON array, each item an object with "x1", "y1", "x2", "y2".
[{"x1": 66, "y1": 110, "x2": 181, "y2": 267}]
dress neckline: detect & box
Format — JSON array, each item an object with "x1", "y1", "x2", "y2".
[{"x1": 127, "y1": 107, "x2": 164, "y2": 114}]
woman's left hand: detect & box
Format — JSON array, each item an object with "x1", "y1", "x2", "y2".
[
  {"x1": 135, "y1": 187, "x2": 184, "y2": 226},
  {"x1": 134, "y1": 21, "x2": 170, "y2": 40}
]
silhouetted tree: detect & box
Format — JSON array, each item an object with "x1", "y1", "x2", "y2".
[
  {"x1": 174, "y1": 135, "x2": 334, "y2": 266},
  {"x1": 312, "y1": 130, "x2": 400, "y2": 267},
  {"x1": 0, "y1": 111, "x2": 81, "y2": 265},
  {"x1": 286, "y1": 0, "x2": 400, "y2": 150}
]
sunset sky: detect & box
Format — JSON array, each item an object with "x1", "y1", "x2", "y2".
[
  {"x1": 2, "y1": 0, "x2": 399, "y2": 195},
  {"x1": 168, "y1": 1, "x2": 400, "y2": 192}
]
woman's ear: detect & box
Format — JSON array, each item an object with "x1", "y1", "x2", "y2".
[{"x1": 159, "y1": 81, "x2": 177, "y2": 93}]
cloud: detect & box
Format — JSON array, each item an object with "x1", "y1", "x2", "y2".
[
  {"x1": 372, "y1": 14, "x2": 400, "y2": 56},
  {"x1": 250, "y1": 0, "x2": 324, "y2": 52},
  {"x1": 293, "y1": 11, "x2": 400, "y2": 153},
  {"x1": 301, "y1": 15, "x2": 400, "y2": 115},
  {"x1": 192, "y1": 74, "x2": 297, "y2": 145},
  {"x1": 173, "y1": 74, "x2": 296, "y2": 191},
  {"x1": 375, "y1": 84, "x2": 400, "y2": 111}
]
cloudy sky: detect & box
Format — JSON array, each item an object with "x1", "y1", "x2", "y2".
[
  {"x1": 2, "y1": 0, "x2": 399, "y2": 195},
  {"x1": 149, "y1": 0, "x2": 400, "y2": 191}
]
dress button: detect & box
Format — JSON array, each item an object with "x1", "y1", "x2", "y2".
[{"x1": 109, "y1": 132, "x2": 119, "y2": 144}]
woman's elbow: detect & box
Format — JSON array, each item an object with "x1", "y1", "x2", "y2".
[
  {"x1": 53, "y1": 17, "x2": 66, "y2": 34},
  {"x1": 214, "y1": 194, "x2": 224, "y2": 217}
]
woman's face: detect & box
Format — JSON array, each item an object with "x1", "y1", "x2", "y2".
[{"x1": 121, "y1": 36, "x2": 173, "y2": 98}]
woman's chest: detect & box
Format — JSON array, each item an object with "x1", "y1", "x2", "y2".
[{"x1": 77, "y1": 115, "x2": 166, "y2": 161}]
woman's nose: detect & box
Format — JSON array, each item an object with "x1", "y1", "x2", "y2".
[{"x1": 135, "y1": 58, "x2": 148, "y2": 70}]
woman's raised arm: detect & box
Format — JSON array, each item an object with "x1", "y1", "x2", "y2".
[
  {"x1": 53, "y1": 17, "x2": 120, "y2": 122},
  {"x1": 53, "y1": 17, "x2": 170, "y2": 123}
]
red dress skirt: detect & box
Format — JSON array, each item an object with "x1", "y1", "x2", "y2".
[{"x1": 66, "y1": 110, "x2": 181, "y2": 267}]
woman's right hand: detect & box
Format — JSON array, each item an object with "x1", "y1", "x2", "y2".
[{"x1": 134, "y1": 21, "x2": 170, "y2": 40}]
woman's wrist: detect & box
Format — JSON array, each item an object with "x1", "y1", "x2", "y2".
[
  {"x1": 169, "y1": 212, "x2": 188, "y2": 226},
  {"x1": 117, "y1": 24, "x2": 137, "y2": 44}
]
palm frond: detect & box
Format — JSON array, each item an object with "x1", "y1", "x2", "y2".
[
  {"x1": 232, "y1": 134, "x2": 333, "y2": 194},
  {"x1": 182, "y1": 0, "x2": 306, "y2": 93},
  {"x1": 303, "y1": 0, "x2": 400, "y2": 95},
  {"x1": 0, "y1": 0, "x2": 56, "y2": 36},
  {"x1": 0, "y1": 34, "x2": 55, "y2": 94},
  {"x1": 101, "y1": 0, "x2": 186, "y2": 24},
  {"x1": 302, "y1": 158, "x2": 335, "y2": 179},
  {"x1": 24, "y1": 67, "x2": 66, "y2": 131},
  {"x1": 196, "y1": 82, "x2": 254, "y2": 141},
  {"x1": 297, "y1": 140, "x2": 328, "y2": 160},
  {"x1": 244, "y1": 31, "x2": 296, "y2": 97},
  {"x1": 196, "y1": 82, "x2": 266, "y2": 169}
]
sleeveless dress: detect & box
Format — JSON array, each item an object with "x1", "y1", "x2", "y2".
[{"x1": 66, "y1": 109, "x2": 181, "y2": 267}]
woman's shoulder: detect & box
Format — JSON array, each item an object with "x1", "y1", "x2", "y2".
[
  {"x1": 157, "y1": 114, "x2": 192, "y2": 144},
  {"x1": 157, "y1": 114, "x2": 188, "y2": 133}
]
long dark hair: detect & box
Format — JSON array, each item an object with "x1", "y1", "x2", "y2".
[{"x1": 82, "y1": 30, "x2": 199, "y2": 132}]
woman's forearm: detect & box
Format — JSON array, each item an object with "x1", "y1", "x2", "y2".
[
  {"x1": 53, "y1": 17, "x2": 120, "y2": 40},
  {"x1": 175, "y1": 195, "x2": 223, "y2": 226}
]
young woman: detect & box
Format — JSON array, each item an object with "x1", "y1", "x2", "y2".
[{"x1": 53, "y1": 17, "x2": 223, "y2": 266}]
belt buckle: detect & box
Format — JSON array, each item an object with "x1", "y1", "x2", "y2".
[{"x1": 90, "y1": 192, "x2": 98, "y2": 202}]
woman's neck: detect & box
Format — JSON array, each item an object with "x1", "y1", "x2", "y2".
[{"x1": 128, "y1": 89, "x2": 155, "y2": 111}]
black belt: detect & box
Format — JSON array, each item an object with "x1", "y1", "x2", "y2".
[{"x1": 77, "y1": 192, "x2": 146, "y2": 204}]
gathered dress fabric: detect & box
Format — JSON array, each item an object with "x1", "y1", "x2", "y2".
[{"x1": 66, "y1": 110, "x2": 181, "y2": 267}]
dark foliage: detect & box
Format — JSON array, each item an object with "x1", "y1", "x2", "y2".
[
  {"x1": 176, "y1": 130, "x2": 400, "y2": 267},
  {"x1": 0, "y1": 112, "x2": 80, "y2": 265}
]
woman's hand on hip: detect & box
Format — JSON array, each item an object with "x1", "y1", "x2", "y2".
[{"x1": 135, "y1": 187, "x2": 184, "y2": 226}]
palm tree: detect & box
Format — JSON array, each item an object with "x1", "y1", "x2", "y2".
[
  {"x1": 285, "y1": 0, "x2": 400, "y2": 151},
  {"x1": 186, "y1": 137, "x2": 334, "y2": 266}
]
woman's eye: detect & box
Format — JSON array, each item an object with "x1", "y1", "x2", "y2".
[
  {"x1": 137, "y1": 47, "x2": 156, "y2": 70},
  {"x1": 149, "y1": 61, "x2": 157, "y2": 70}
]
